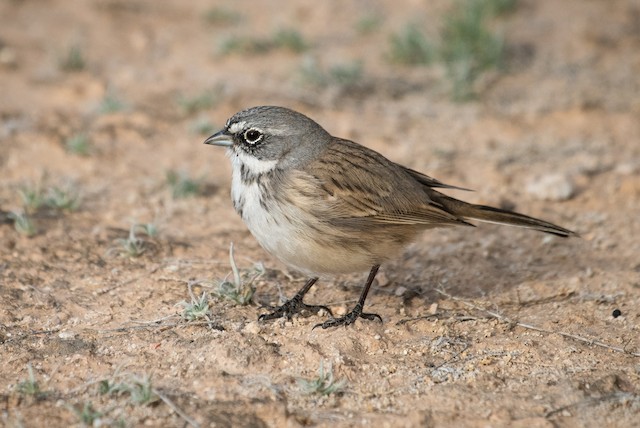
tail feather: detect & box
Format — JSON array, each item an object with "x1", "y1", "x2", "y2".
[{"x1": 433, "y1": 196, "x2": 577, "y2": 238}]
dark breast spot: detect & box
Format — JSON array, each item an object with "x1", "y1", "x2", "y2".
[{"x1": 233, "y1": 195, "x2": 245, "y2": 217}]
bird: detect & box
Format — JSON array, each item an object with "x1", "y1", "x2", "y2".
[{"x1": 204, "y1": 106, "x2": 576, "y2": 329}]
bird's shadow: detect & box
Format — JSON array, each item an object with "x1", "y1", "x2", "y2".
[{"x1": 382, "y1": 226, "x2": 590, "y2": 307}]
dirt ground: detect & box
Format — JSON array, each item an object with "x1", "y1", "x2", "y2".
[{"x1": 1, "y1": 0, "x2": 640, "y2": 427}]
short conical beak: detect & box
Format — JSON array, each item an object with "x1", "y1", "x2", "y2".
[{"x1": 203, "y1": 130, "x2": 233, "y2": 147}]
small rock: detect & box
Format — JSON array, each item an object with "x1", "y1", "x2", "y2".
[
  {"x1": 375, "y1": 271, "x2": 390, "y2": 287},
  {"x1": 615, "y1": 162, "x2": 639, "y2": 175},
  {"x1": 526, "y1": 173, "x2": 575, "y2": 201},
  {"x1": 428, "y1": 303, "x2": 438, "y2": 315},
  {"x1": 242, "y1": 321, "x2": 261, "y2": 334},
  {"x1": 164, "y1": 264, "x2": 179, "y2": 272},
  {"x1": 58, "y1": 330, "x2": 76, "y2": 340},
  {"x1": 394, "y1": 286, "x2": 407, "y2": 296}
]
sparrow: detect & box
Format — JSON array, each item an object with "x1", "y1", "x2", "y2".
[{"x1": 204, "y1": 106, "x2": 576, "y2": 329}]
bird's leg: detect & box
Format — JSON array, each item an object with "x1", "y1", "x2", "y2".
[
  {"x1": 314, "y1": 265, "x2": 382, "y2": 329},
  {"x1": 259, "y1": 277, "x2": 333, "y2": 321}
]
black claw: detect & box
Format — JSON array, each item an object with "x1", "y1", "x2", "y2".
[
  {"x1": 360, "y1": 312, "x2": 383, "y2": 322},
  {"x1": 312, "y1": 304, "x2": 383, "y2": 330},
  {"x1": 258, "y1": 297, "x2": 333, "y2": 322}
]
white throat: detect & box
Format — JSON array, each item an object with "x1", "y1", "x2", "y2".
[
  {"x1": 230, "y1": 148, "x2": 278, "y2": 175},
  {"x1": 229, "y1": 147, "x2": 279, "y2": 222}
]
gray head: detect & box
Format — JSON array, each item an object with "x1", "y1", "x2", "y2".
[{"x1": 204, "y1": 106, "x2": 332, "y2": 168}]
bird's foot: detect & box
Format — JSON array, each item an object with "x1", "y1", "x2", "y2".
[
  {"x1": 313, "y1": 303, "x2": 382, "y2": 329},
  {"x1": 258, "y1": 296, "x2": 332, "y2": 321}
]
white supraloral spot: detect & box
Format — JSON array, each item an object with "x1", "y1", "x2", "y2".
[{"x1": 228, "y1": 121, "x2": 246, "y2": 134}]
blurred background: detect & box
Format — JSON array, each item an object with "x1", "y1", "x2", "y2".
[{"x1": 1, "y1": 0, "x2": 639, "y2": 426}]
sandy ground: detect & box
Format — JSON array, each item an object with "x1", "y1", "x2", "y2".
[{"x1": 1, "y1": 0, "x2": 640, "y2": 427}]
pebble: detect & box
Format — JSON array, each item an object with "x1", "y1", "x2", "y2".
[
  {"x1": 428, "y1": 303, "x2": 439, "y2": 314},
  {"x1": 242, "y1": 321, "x2": 261, "y2": 334},
  {"x1": 375, "y1": 271, "x2": 390, "y2": 287},
  {"x1": 58, "y1": 330, "x2": 77, "y2": 340},
  {"x1": 525, "y1": 173, "x2": 575, "y2": 201},
  {"x1": 615, "y1": 162, "x2": 640, "y2": 175},
  {"x1": 394, "y1": 286, "x2": 407, "y2": 297}
]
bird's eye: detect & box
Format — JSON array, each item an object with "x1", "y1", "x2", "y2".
[{"x1": 243, "y1": 128, "x2": 264, "y2": 145}]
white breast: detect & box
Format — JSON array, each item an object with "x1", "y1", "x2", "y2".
[
  {"x1": 230, "y1": 151, "x2": 302, "y2": 265},
  {"x1": 229, "y1": 150, "x2": 377, "y2": 276},
  {"x1": 231, "y1": 165, "x2": 312, "y2": 273}
]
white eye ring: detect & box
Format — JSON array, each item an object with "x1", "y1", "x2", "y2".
[{"x1": 243, "y1": 128, "x2": 264, "y2": 145}]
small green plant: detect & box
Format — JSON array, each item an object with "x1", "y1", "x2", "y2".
[
  {"x1": 18, "y1": 185, "x2": 44, "y2": 213},
  {"x1": 111, "y1": 224, "x2": 146, "y2": 258},
  {"x1": 215, "y1": 243, "x2": 261, "y2": 306},
  {"x1": 134, "y1": 222, "x2": 159, "y2": 239},
  {"x1": 388, "y1": 0, "x2": 513, "y2": 100},
  {"x1": 98, "y1": 379, "x2": 115, "y2": 395},
  {"x1": 128, "y1": 376, "x2": 158, "y2": 405},
  {"x1": 177, "y1": 281, "x2": 224, "y2": 329},
  {"x1": 99, "y1": 91, "x2": 126, "y2": 114},
  {"x1": 18, "y1": 182, "x2": 80, "y2": 213},
  {"x1": 166, "y1": 170, "x2": 202, "y2": 199},
  {"x1": 71, "y1": 401, "x2": 103, "y2": 426},
  {"x1": 177, "y1": 285, "x2": 211, "y2": 322},
  {"x1": 356, "y1": 14, "x2": 382, "y2": 35},
  {"x1": 177, "y1": 90, "x2": 218, "y2": 116},
  {"x1": 64, "y1": 133, "x2": 91, "y2": 156},
  {"x1": 9, "y1": 211, "x2": 37, "y2": 237},
  {"x1": 328, "y1": 62, "x2": 363, "y2": 86},
  {"x1": 17, "y1": 364, "x2": 43, "y2": 397},
  {"x1": 203, "y1": 7, "x2": 242, "y2": 25},
  {"x1": 218, "y1": 35, "x2": 272, "y2": 55},
  {"x1": 485, "y1": 0, "x2": 518, "y2": 15},
  {"x1": 272, "y1": 28, "x2": 308, "y2": 53},
  {"x1": 99, "y1": 374, "x2": 159, "y2": 406},
  {"x1": 388, "y1": 24, "x2": 434, "y2": 65},
  {"x1": 440, "y1": 0, "x2": 507, "y2": 100},
  {"x1": 107, "y1": 221, "x2": 159, "y2": 256},
  {"x1": 298, "y1": 361, "x2": 346, "y2": 396},
  {"x1": 218, "y1": 28, "x2": 308, "y2": 55},
  {"x1": 45, "y1": 185, "x2": 81, "y2": 211},
  {"x1": 59, "y1": 44, "x2": 86, "y2": 71}
]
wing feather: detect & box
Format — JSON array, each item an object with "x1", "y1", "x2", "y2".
[{"x1": 292, "y1": 139, "x2": 472, "y2": 230}]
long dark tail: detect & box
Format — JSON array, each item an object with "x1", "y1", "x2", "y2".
[{"x1": 434, "y1": 195, "x2": 577, "y2": 238}]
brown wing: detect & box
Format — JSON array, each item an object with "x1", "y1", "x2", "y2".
[
  {"x1": 400, "y1": 165, "x2": 472, "y2": 191},
  {"x1": 296, "y1": 138, "x2": 473, "y2": 229}
]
